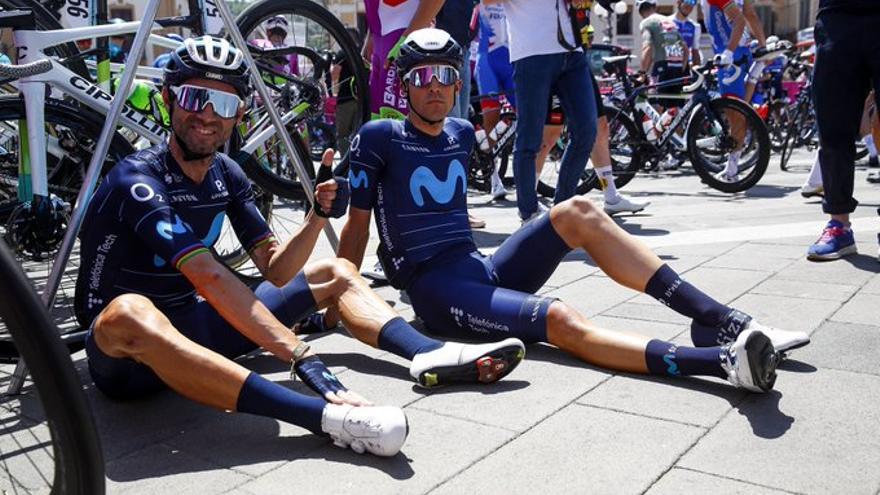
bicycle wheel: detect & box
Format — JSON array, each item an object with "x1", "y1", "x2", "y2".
[
  {"x1": 578, "y1": 106, "x2": 643, "y2": 193},
  {"x1": 0, "y1": 96, "x2": 134, "y2": 339},
  {"x1": 233, "y1": 0, "x2": 369, "y2": 199},
  {"x1": 0, "y1": 0, "x2": 90, "y2": 79},
  {"x1": 687, "y1": 97, "x2": 770, "y2": 193},
  {"x1": 0, "y1": 238, "x2": 105, "y2": 494},
  {"x1": 778, "y1": 104, "x2": 801, "y2": 171}
]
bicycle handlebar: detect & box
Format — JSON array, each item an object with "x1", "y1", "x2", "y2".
[{"x1": 0, "y1": 60, "x2": 53, "y2": 78}]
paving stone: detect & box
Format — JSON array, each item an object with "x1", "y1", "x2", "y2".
[
  {"x1": 828, "y1": 293, "x2": 880, "y2": 326},
  {"x1": 728, "y1": 293, "x2": 842, "y2": 337},
  {"x1": 646, "y1": 468, "x2": 793, "y2": 494},
  {"x1": 796, "y1": 321, "x2": 880, "y2": 376},
  {"x1": 0, "y1": 405, "x2": 54, "y2": 493},
  {"x1": 432, "y1": 403, "x2": 704, "y2": 495},
  {"x1": 678, "y1": 369, "x2": 880, "y2": 495},
  {"x1": 106, "y1": 443, "x2": 252, "y2": 495},
  {"x1": 541, "y1": 253, "x2": 602, "y2": 288},
  {"x1": 775, "y1": 257, "x2": 877, "y2": 286},
  {"x1": 236, "y1": 408, "x2": 515, "y2": 495},
  {"x1": 702, "y1": 253, "x2": 798, "y2": 273},
  {"x1": 728, "y1": 242, "x2": 810, "y2": 260},
  {"x1": 410, "y1": 343, "x2": 610, "y2": 432},
  {"x1": 578, "y1": 374, "x2": 745, "y2": 428},
  {"x1": 654, "y1": 241, "x2": 741, "y2": 258},
  {"x1": 603, "y1": 301, "x2": 692, "y2": 325},
  {"x1": 749, "y1": 278, "x2": 859, "y2": 302},
  {"x1": 543, "y1": 276, "x2": 640, "y2": 318},
  {"x1": 668, "y1": 267, "x2": 772, "y2": 305},
  {"x1": 861, "y1": 275, "x2": 880, "y2": 294}
]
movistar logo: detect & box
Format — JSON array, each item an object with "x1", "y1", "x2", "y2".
[
  {"x1": 409, "y1": 159, "x2": 466, "y2": 207},
  {"x1": 349, "y1": 169, "x2": 369, "y2": 188},
  {"x1": 153, "y1": 213, "x2": 225, "y2": 267},
  {"x1": 663, "y1": 346, "x2": 680, "y2": 376},
  {"x1": 156, "y1": 215, "x2": 189, "y2": 240}
]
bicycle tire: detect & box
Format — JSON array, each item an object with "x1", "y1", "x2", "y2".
[
  {"x1": 0, "y1": 238, "x2": 105, "y2": 495},
  {"x1": 779, "y1": 105, "x2": 800, "y2": 171},
  {"x1": 688, "y1": 97, "x2": 770, "y2": 193},
  {"x1": 233, "y1": 0, "x2": 369, "y2": 198},
  {"x1": 578, "y1": 105, "x2": 643, "y2": 192},
  {"x1": 235, "y1": 130, "x2": 315, "y2": 200}
]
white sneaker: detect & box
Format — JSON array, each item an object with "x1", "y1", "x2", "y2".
[
  {"x1": 800, "y1": 183, "x2": 824, "y2": 198},
  {"x1": 321, "y1": 404, "x2": 408, "y2": 457},
  {"x1": 714, "y1": 170, "x2": 740, "y2": 183},
  {"x1": 748, "y1": 319, "x2": 811, "y2": 354},
  {"x1": 490, "y1": 174, "x2": 508, "y2": 200},
  {"x1": 409, "y1": 338, "x2": 525, "y2": 388},
  {"x1": 361, "y1": 261, "x2": 386, "y2": 281},
  {"x1": 520, "y1": 203, "x2": 549, "y2": 225},
  {"x1": 603, "y1": 195, "x2": 650, "y2": 216},
  {"x1": 468, "y1": 213, "x2": 487, "y2": 229},
  {"x1": 720, "y1": 329, "x2": 779, "y2": 393}
]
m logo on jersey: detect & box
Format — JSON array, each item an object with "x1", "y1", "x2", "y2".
[
  {"x1": 153, "y1": 213, "x2": 225, "y2": 267},
  {"x1": 156, "y1": 214, "x2": 189, "y2": 240},
  {"x1": 409, "y1": 159, "x2": 466, "y2": 207},
  {"x1": 349, "y1": 169, "x2": 369, "y2": 189}
]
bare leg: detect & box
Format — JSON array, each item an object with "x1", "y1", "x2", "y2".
[
  {"x1": 548, "y1": 196, "x2": 662, "y2": 290},
  {"x1": 536, "y1": 125, "x2": 564, "y2": 179},
  {"x1": 93, "y1": 294, "x2": 252, "y2": 410}
]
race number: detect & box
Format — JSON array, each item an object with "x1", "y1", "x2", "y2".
[{"x1": 59, "y1": 0, "x2": 94, "y2": 29}]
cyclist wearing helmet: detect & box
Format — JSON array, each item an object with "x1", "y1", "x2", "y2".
[
  {"x1": 337, "y1": 28, "x2": 811, "y2": 398},
  {"x1": 77, "y1": 35, "x2": 525, "y2": 457}
]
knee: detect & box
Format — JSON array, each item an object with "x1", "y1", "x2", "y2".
[
  {"x1": 553, "y1": 196, "x2": 604, "y2": 229},
  {"x1": 546, "y1": 301, "x2": 587, "y2": 336},
  {"x1": 310, "y1": 258, "x2": 358, "y2": 294},
  {"x1": 93, "y1": 294, "x2": 168, "y2": 356}
]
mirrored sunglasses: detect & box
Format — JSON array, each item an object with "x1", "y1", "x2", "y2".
[
  {"x1": 169, "y1": 84, "x2": 246, "y2": 119},
  {"x1": 403, "y1": 65, "x2": 460, "y2": 88}
]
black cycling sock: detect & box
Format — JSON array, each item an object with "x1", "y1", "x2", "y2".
[
  {"x1": 645, "y1": 264, "x2": 731, "y2": 327},
  {"x1": 645, "y1": 340, "x2": 726, "y2": 379},
  {"x1": 377, "y1": 317, "x2": 443, "y2": 360},
  {"x1": 236, "y1": 372, "x2": 326, "y2": 434}
]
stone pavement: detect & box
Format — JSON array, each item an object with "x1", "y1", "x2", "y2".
[{"x1": 4, "y1": 147, "x2": 880, "y2": 494}]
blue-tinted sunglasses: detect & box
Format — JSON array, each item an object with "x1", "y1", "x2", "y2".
[{"x1": 169, "y1": 84, "x2": 246, "y2": 119}]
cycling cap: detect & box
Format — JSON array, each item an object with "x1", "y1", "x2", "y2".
[
  {"x1": 164, "y1": 36, "x2": 251, "y2": 98},
  {"x1": 395, "y1": 28, "x2": 463, "y2": 74}
]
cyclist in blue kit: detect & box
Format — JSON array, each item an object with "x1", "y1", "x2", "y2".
[
  {"x1": 75, "y1": 36, "x2": 525, "y2": 458},
  {"x1": 337, "y1": 28, "x2": 813, "y2": 394}
]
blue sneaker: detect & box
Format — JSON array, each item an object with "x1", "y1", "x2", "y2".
[{"x1": 807, "y1": 220, "x2": 857, "y2": 261}]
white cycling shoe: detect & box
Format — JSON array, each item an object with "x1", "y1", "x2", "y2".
[
  {"x1": 409, "y1": 338, "x2": 526, "y2": 388},
  {"x1": 720, "y1": 329, "x2": 779, "y2": 393},
  {"x1": 321, "y1": 404, "x2": 408, "y2": 457},
  {"x1": 603, "y1": 195, "x2": 650, "y2": 216}
]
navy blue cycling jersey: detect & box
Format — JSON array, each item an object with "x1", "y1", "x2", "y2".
[
  {"x1": 74, "y1": 142, "x2": 274, "y2": 325},
  {"x1": 349, "y1": 117, "x2": 477, "y2": 286}
]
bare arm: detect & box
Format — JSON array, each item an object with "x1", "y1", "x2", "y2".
[
  {"x1": 742, "y1": 0, "x2": 766, "y2": 47},
  {"x1": 250, "y1": 211, "x2": 325, "y2": 287},
  {"x1": 336, "y1": 207, "x2": 372, "y2": 270},
  {"x1": 640, "y1": 32, "x2": 653, "y2": 73}
]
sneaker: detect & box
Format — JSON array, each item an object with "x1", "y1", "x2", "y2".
[
  {"x1": 409, "y1": 338, "x2": 526, "y2": 388},
  {"x1": 714, "y1": 170, "x2": 739, "y2": 183},
  {"x1": 321, "y1": 404, "x2": 408, "y2": 457},
  {"x1": 807, "y1": 220, "x2": 857, "y2": 261},
  {"x1": 361, "y1": 261, "x2": 387, "y2": 281},
  {"x1": 490, "y1": 174, "x2": 508, "y2": 200},
  {"x1": 800, "y1": 183, "x2": 824, "y2": 198},
  {"x1": 691, "y1": 309, "x2": 810, "y2": 354},
  {"x1": 720, "y1": 329, "x2": 779, "y2": 393},
  {"x1": 603, "y1": 195, "x2": 650, "y2": 216},
  {"x1": 468, "y1": 213, "x2": 487, "y2": 229},
  {"x1": 867, "y1": 170, "x2": 880, "y2": 184}
]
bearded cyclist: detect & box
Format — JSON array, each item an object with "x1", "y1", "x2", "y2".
[
  {"x1": 76, "y1": 36, "x2": 526, "y2": 458},
  {"x1": 337, "y1": 28, "x2": 811, "y2": 398}
]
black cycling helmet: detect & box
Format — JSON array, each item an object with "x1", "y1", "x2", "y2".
[
  {"x1": 164, "y1": 36, "x2": 251, "y2": 98},
  {"x1": 395, "y1": 28, "x2": 463, "y2": 75}
]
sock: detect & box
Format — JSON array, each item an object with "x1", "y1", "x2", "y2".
[
  {"x1": 236, "y1": 372, "x2": 326, "y2": 434},
  {"x1": 724, "y1": 151, "x2": 741, "y2": 176},
  {"x1": 645, "y1": 340, "x2": 726, "y2": 378},
  {"x1": 865, "y1": 135, "x2": 878, "y2": 158},
  {"x1": 806, "y1": 156, "x2": 823, "y2": 187},
  {"x1": 645, "y1": 264, "x2": 731, "y2": 327},
  {"x1": 596, "y1": 165, "x2": 620, "y2": 203},
  {"x1": 377, "y1": 317, "x2": 443, "y2": 360}
]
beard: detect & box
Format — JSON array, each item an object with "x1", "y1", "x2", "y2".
[{"x1": 170, "y1": 106, "x2": 229, "y2": 161}]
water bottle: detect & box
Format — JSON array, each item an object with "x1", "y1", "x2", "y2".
[
  {"x1": 475, "y1": 128, "x2": 490, "y2": 152},
  {"x1": 655, "y1": 108, "x2": 678, "y2": 134},
  {"x1": 641, "y1": 114, "x2": 658, "y2": 141},
  {"x1": 488, "y1": 120, "x2": 510, "y2": 142}
]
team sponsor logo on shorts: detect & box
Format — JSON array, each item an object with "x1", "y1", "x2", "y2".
[{"x1": 409, "y1": 160, "x2": 466, "y2": 207}]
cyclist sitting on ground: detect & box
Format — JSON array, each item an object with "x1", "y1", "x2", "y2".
[
  {"x1": 336, "y1": 29, "x2": 812, "y2": 397},
  {"x1": 701, "y1": 0, "x2": 767, "y2": 183},
  {"x1": 75, "y1": 36, "x2": 526, "y2": 458}
]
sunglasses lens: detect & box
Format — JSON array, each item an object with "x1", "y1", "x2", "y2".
[
  {"x1": 172, "y1": 85, "x2": 244, "y2": 119},
  {"x1": 405, "y1": 66, "x2": 459, "y2": 87}
]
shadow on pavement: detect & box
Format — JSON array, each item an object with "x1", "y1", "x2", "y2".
[
  {"x1": 743, "y1": 185, "x2": 800, "y2": 199},
  {"x1": 777, "y1": 359, "x2": 818, "y2": 373},
  {"x1": 840, "y1": 253, "x2": 880, "y2": 273}
]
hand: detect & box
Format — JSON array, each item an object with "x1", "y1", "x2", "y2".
[
  {"x1": 314, "y1": 148, "x2": 350, "y2": 218},
  {"x1": 294, "y1": 355, "x2": 372, "y2": 406},
  {"x1": 713, "y1": 49, "x2": 734, "y2": 67},
  {"x1": 384, "y1": 34, "x2": 407, "y2": 70}
]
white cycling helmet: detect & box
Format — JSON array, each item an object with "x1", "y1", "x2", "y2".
[{"x1": 265, "y1": 15, "x2": 289, "y2": 36}]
